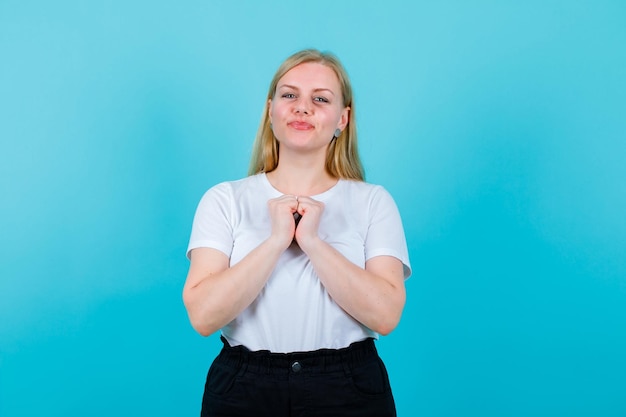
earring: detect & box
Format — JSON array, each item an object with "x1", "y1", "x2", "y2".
[
  {"x1": 334, "y1": 128, "x2": 341, "y2": 138},
  {"x1": 270, "y1": 122, "x2": 273, "y2": 130}
]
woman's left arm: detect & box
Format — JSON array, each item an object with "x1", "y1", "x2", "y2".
[{"x1": 295, "y1": 197, "x2": 406, "y2": 335}]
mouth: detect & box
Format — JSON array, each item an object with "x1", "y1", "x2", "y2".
[{"x1": 288, "y1": 121, "x2": 314, "y2": 130}]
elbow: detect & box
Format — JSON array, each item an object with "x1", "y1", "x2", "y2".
[
  {"x1": 183, "y1": 292, "x2": 220, "y2": 337},
  {"x1": 376, "y1": 325, "x2": 395, "y2": 337},
  {"x1": 371, "y1": 297, "x2": 405, "y2": 336},
  {"x1": 193, "y1": 322, "x2": 215, "y2": 337},
  {"x1": 373, "y1": 315, "x2": 401, "y2": 336},
  {"x1": 368, "y1": 277, "x2": 406, "y2": 336},
  {"x1": 187, "y1": 311, "x2": 220, "y2": 337}
]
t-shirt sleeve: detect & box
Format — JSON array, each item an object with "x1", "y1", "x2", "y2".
[
  {"x1": 186, "y1": 183, "x2": 234, "y2": 260},
  {"x1": 365, "y1": 186, "x2": 412, "y2": 279}
]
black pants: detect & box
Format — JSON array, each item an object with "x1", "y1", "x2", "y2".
[{"x1": 200, "y1": 336, "x2": 397, "y2": 417}]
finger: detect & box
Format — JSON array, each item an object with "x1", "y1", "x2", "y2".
[
  {"x1": 296, "y1": 198, "x2": 323, "y2": 212},
  {"x1": 271, "y1": 195, "x2": 299, "y2": 210},
  {"x1": 283, "y1": 194, "x2": 299, "y2": 206}
]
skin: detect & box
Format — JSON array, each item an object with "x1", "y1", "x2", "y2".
[{"x1": 183, "y1": 62, "x2": 406, "y2": 337}]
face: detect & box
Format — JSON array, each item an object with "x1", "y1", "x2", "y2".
[{"x1": 269, "y1": 62, "x2": 349, "y2": 154}]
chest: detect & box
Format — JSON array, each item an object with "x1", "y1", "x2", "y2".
[{"x1": 229, "y1": 196, "x2": 369, "y2": 268}]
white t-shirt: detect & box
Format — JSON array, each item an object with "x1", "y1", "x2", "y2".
[{"x1": 187, "y1": 173, "x2": 411, "y2": 353}]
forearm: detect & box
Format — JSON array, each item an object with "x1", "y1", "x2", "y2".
[
  {"x1": 300, "y1": 238, "x2": 406, "y2": 335},
  {"x1": 183, "y1": 238, "x2": 285, "y2": 336}
]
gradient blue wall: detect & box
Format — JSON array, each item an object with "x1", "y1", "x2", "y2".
[{"x1": 1, "y1": 1, "x2": 625, "y2": 416}]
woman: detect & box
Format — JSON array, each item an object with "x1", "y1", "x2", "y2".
[{"x1": 183, "y1": 48, "x2": 411, "y2": 417}]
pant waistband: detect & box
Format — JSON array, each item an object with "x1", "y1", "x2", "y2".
[{"x1": 216, "y1": 336, "x2": 379, "y2": 375}]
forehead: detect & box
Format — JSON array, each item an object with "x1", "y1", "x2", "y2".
[{"x1": 277, "y1": 62, "x2": 341, "y2": 91}]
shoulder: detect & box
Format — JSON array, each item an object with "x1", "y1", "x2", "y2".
[
  {"x1": 339, "y1": 179, "x2": 380, "y2": 192},
  {"x1": 200, "y1": 174, "x2": 262, "y2": 201},
  {"x1": 338, "y1": 180, "x2": 395, "y2": 203}
]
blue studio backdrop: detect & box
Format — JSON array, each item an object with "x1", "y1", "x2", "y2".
[{"x1": 1, "y1": 1, "x2": 625, "y2": 416}]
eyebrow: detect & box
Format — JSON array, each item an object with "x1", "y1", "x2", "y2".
[{"x1": 277, "y1": 84, "x2": 336, "y2": 96}]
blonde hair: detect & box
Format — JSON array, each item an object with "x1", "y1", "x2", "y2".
[{"x1": 248, "y1": 49, "x2": 364, "y2": 180}]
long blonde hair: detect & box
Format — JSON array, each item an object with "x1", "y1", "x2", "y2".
[{"x1": 248, "y1": 49, "x2": 364, "y2": 180}]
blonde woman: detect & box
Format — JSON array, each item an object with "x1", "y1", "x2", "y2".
[{"x1": 183, "y1": 49, "x2": 411, "y2": 417}]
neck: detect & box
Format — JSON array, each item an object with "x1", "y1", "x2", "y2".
[{"x1": 266, "y1": 157, "x2": 337, "y2": 196}]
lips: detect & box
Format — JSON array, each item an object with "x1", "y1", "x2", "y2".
[{"x1": 288, "y1": 121, "x2": 314, "y2": 130}]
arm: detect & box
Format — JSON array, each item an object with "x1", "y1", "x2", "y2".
[
  {"x1": 294, "y1": 197, "x2": 406, "y2": 335},
  {"x1": 183, "y1": 194, "x2": 299, "y2": 336},
  {"x1": 183, "y1": 241, "x2": 285, "y2": 336}
]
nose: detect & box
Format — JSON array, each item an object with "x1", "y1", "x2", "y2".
[{"x1": 294, "y1": 99, "x2": 310, "y2": 115}]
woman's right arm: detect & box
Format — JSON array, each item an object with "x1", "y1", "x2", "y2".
[{"x1": 182, "y1": 195, "x2": 298, "y2": 336}]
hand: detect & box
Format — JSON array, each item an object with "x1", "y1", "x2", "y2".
[
  {"x1": 293, "y1": 196, "x2": 324, "y2": 251},
  {"x1": 267, "y1": 195, "x2": 299, "y2": 250}
]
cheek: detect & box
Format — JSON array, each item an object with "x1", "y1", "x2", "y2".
[
  {"x1": 324, "y1": 112, "x2": 343, "y2": 128},
  {"x1": 270, "y1": 105, "x2": 288, "y2": 123}
]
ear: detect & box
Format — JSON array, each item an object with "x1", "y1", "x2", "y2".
[
  {"x1": 337, "y1": 106, "x2": 350, "y2": 131},
  {"x1": 267, "y1": 98, "x2": 273, "y2": 124}
]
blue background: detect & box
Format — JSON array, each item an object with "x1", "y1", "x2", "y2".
[{"x1": 1, "y1": 1, "x2": 625, "y2": 415}]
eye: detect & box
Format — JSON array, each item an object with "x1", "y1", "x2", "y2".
[
  {"x1": 314, "y1": 96, "x2": 329, "y2": 103},
  {"x1": 282, "y1": 93, "x2": 296, "y2": 99}
]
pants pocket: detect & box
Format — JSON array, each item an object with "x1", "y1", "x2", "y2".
[
  {"x1": 348, "y1": 356, "x2": 391, "y2": 396},
  {"x1": 203, "y1": 361, "x2": 238, "y2": 396}
]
